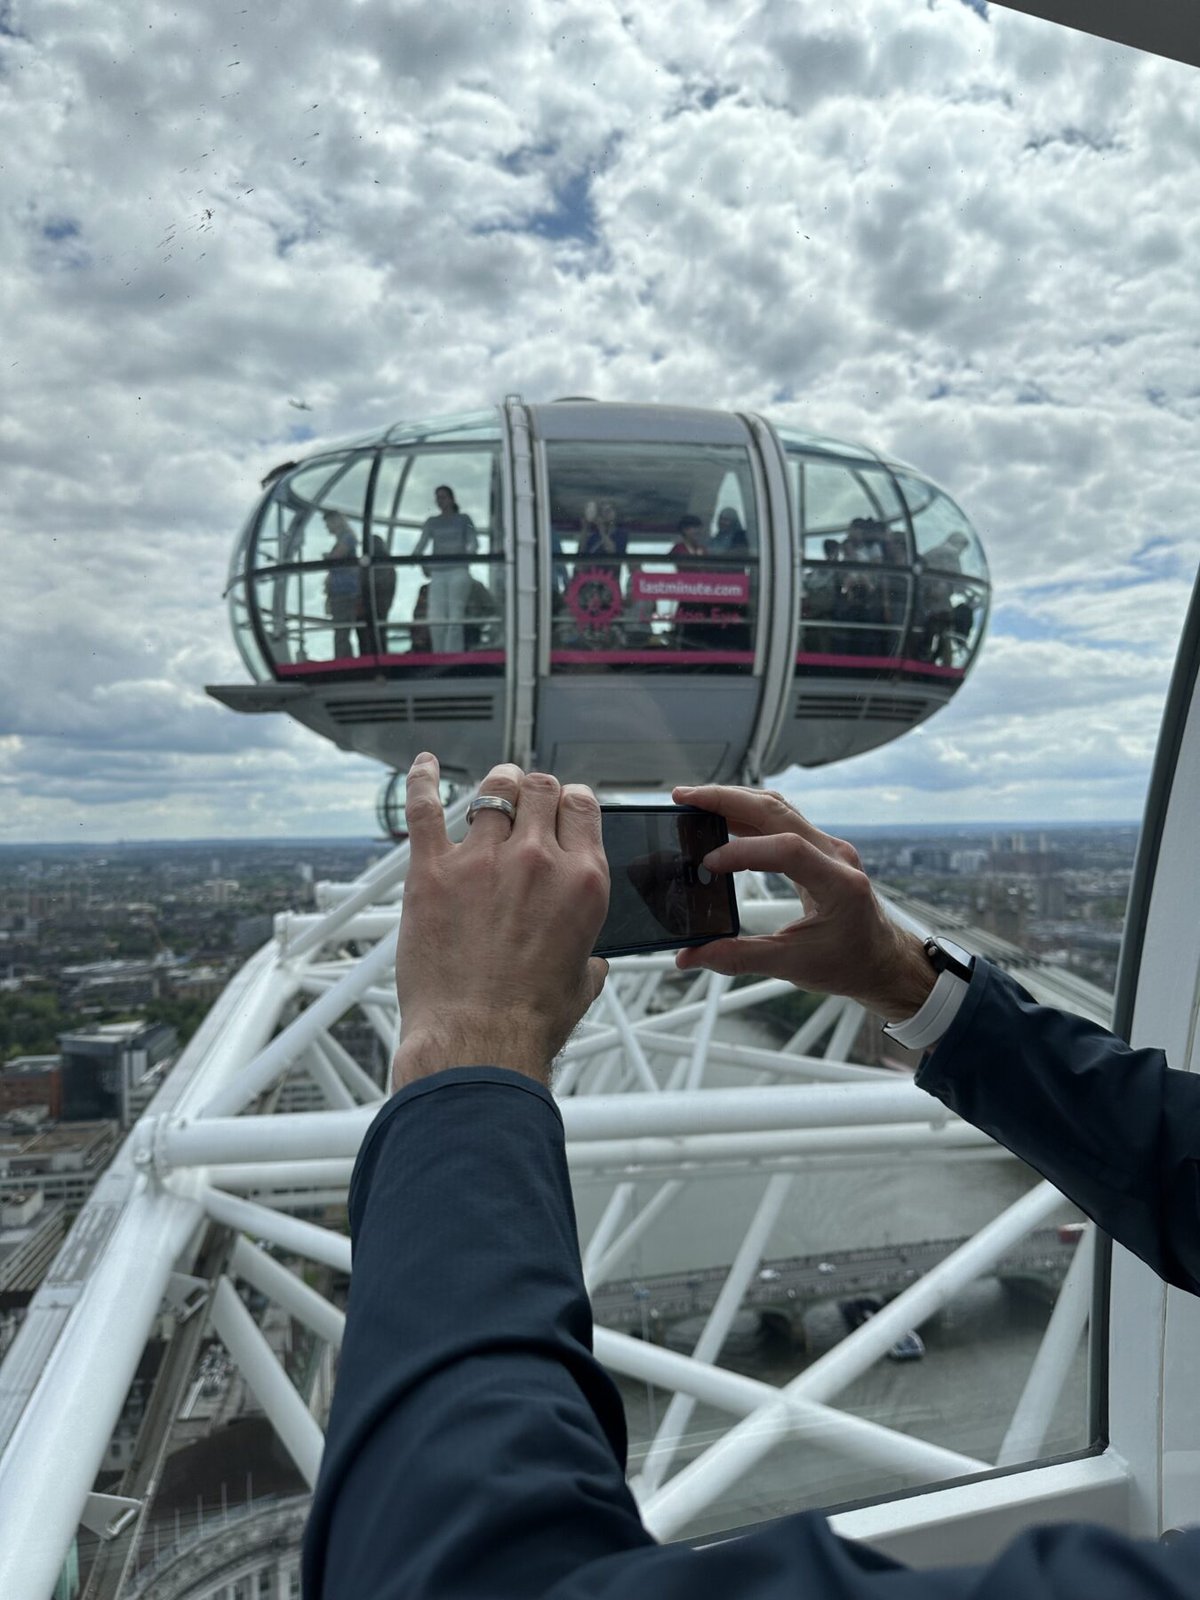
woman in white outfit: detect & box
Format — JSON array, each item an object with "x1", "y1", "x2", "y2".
[{"x1": 412, "y1": 485, "x2": 477, "y2": 653}]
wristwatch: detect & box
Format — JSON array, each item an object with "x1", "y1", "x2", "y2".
[{"x1": 882, "y1": 936, "x2": 975, "y2": 1051}]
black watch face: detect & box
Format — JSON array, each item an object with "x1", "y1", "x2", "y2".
[{"x1": 930, "y1": 938, "x2": 973, "y2": 981}]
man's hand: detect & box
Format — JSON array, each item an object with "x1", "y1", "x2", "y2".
[
  {"x1": 392, "y1": 754, "x2": 610, "y2": 1091},
  {"x1": 671, "y1": 783, "x2": 935, "y2": 1023}
]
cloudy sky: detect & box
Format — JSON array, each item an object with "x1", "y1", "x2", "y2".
[{"x1": 1, "y1": 0, "x2": 1197, "y2": 842}]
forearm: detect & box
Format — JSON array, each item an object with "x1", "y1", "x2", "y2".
[
  {"x1": 917, "y1": 960, "x2": 1200, "y2": 1293},
  {"x1": 301, "y1": 1069, "x2": 650, "y2": 1599}
]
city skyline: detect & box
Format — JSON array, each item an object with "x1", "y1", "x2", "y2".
[{"x1": 2, "y1": 0, "x2": 1197, "y2": 843}]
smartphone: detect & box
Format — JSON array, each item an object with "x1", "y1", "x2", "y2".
[{"x1": 594, "y1": 805, "x2": 740, "y2": 959}]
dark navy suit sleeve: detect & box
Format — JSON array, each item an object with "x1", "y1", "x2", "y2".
[
  {"x1": 917, "y1": 959, "x2": 1200, "y2": 1295},
  {"x1": 301, "y1": 1063, "x2": 1200, "y2": 1599}
]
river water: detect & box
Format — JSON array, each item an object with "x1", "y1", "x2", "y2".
[{"x1": 572, "y1": 1022, "x2": 1093, "y2": 1542}]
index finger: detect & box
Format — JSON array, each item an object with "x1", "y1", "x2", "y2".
[
  {"x1": 402, "y1": 752, "x2": 450, "y2": 856},
  {"x1": 673, "y1": 783, "x2": 822, "y2": 843},
  {"x1": 700, "y1": 830, "x2": 845, "y2": 896}
]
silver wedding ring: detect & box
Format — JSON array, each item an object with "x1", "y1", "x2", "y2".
[{"x1": 467, "y1": 794, "x2": 517, "y2": 826}]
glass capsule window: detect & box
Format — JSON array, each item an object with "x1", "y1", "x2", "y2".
[
  {"x1": 786, "y1": 450, "x2": 990, "y2": 681},
  {"x1": 895, "y1": 474, "x2": 990, "y2": 671},
  {"x1": 544, "y1": 440, "x2": 761, "y2": 673},
  {"x1": 792, "y1": 455, "x2": 915, "y2": 668},
  {"x1": 236, "y1": 442, "x2": 505, "y2": 677}
]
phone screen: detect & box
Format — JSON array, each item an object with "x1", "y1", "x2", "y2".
[{"x1": 594, "y1": 806, "x2": 740, "y2": 959}]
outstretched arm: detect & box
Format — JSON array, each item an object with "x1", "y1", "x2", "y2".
[
  {"x1": 918, "y1": 958, "x2": 1200, "y2": 1295},
  {"x1": 674, "y1": 781, "x2": 1200, "y2": 1294}
]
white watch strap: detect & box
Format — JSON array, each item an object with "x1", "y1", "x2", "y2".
[{"x1": 882, "y1": 967, "x2": 970, "y2": 1052}]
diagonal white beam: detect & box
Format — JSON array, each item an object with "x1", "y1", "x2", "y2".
[
  {"x1": 230, "y1": 1236, "x2": 345, "y2": 1349},
  {"x1": 642, "y1": 1179, "x2": 1066, "y2": 1538},
  {"x1": 196, "y1": 1157, "x2": 357, "y2": 1192},
  {"x1": 594, "y1": 1327, "x2": 987, "y2": 1483},
  {"x1": 600, "y1": 987, "x2": 662, "y2": 1093},
  {"x1": 637, "y1": 1173, "x2": 794, "y2": 1494},
  {"x1": 674, "y1": 972, "x2": 731, "y2": 1091},
  {"x1": 584, "y1": 1180, "x2": 685, "y2": 1292},
  {"x1": 302, "y1": 1045, "x2": 358, "y2": 1110},
  {"x1": 783, "y1": 992, "x2": 845, "y2": 1054},
  {"x1": 198, "y1": 1185, "x2": 352, "y2": 1273},
  {"x1": 581, "y1": 1185, "x2": 632, "y2": 1281},
  {"x1": 827, "y1": 999, "x2": 867, "y2": 1062},
  {"x1": 201, "y1": 930, "x2": 398, "y2": 1119},
  {"x1": 314, "y1": 1032, "x2": 386, "y2": 1103},
  {"x1": 558, "y1": 977, "x2": 800, "y2": 1065},
  {"x1": 210, "y1": 1276, "x2": 325, "y2": 1487},
  {"x1": 280, "y1": 814, "x2": 417, "y2": 962},
  {"x1": 997, "y1": 1224, "x2": 1095, "y2": 1467},
  {"x1": 249, "y1": 1188, "x2": 354, "y2": 1212}
]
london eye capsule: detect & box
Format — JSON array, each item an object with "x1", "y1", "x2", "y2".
[
  {"x1": 376, "y1": 769, "x2": 463, "y2": 841},
  {"x1": 208, "y1": 399, "x2": 990, "y2": 787}
]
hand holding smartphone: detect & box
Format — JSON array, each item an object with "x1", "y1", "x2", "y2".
[{"x1": 593, "y1": 805, "x2": 740, "y2": 959}]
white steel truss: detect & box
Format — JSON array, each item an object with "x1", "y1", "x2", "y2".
[{"x1": 0, "y1": 812, "x2": 1113, "y2": 1599}]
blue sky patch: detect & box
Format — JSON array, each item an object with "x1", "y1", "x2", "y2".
[{"x1": 529, "y1": 168, "x2": 600, "y2": 246}]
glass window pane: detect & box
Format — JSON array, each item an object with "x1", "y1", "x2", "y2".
[
  {"x1": 896, "y1": 473, "x2": 988, "y2": 580},
  {"x1": 398, "y1": 452, "x2": 497, "y2": 553},
  {"x1": 242, "y1": 447, "x2": 507, "y2": 673},
  {"x1": 316, "y1": 455, "x2": 373, "y2": 519},
  {"x1": 545, "y1": 440, "x2": 759, "y2": 673},
  {"x1": 801, "y1": 461, "x2": 907, "y2": 553},
  {"x1": 285, "y1": 458, "x2": 346, "y2": 512}
]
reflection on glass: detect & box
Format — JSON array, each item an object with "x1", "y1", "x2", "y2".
[{"x1": 896, "y1": 473, "x2": 988, "y2": 579}]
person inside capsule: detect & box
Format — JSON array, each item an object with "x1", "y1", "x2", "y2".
[
  {"x1": 303, "y1": 758, "x2": 1200, "y2": 1598},
  {"x1": 411, "y1": 484, "x2": 477, "y2": 653},
  {"x1": 579, "y1": 496, "x2": 628, "y2": 565},
  {"x1": 916, "y1": 530, "x2": 975, "y2": 665},
  {"x1": 667, "y1": 513, "x2": 714, "y2": 649},
  {"x1": 710, "y1": 504, "x2": 752, "y2": 649},
  {"x1": 321, "y1": 511, "x2": 360, "y2": 660}
]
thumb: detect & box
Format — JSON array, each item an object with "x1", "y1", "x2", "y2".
[
  {"x1": 675, "y1": 934, "x2": 789, "y2": 980},
  {"x1": 586, "y1": 957, "x2": 609, "y2": 1005}
]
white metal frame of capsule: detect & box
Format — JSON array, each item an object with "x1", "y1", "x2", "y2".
[{"x1": 1, "y1": 562, "x2": 1198, "y2": 1596}]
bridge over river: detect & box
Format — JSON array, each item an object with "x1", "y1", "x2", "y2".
[{"x1": 591, "y1": 1226, "x2": 1082, "y2": 1349}]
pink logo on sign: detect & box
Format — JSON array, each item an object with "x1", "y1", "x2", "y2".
[
  {"x1": 565, "y1": 568, "x2": 623, "y2": 627},
  {"x1": 631, "y1": 571, "x2": 750, "y2": 604}
]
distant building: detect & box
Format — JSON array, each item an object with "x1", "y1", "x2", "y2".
[
  {"x1": 0, "y1": 1056, "x2": 62, "y2": 1120},
  {"x1": 58, "y1": 1020, "x2": 176, "y2": 1128},
  {"x1": 1035, "y1": 875, "x2": 1067, "y2": 919},
  {"x1": 896, "y1": 845, "x2": 952, "y2": 873},
  {"x1": 0, "y1": 1190, "x2": 66, "y2": 1297},
  {"x1": 0, "y1": 1122, "x2": 119, "y2": 1209},
  {"x1": 59, "y1": 957, "x2": 168, "y2": 1009},
  {"x1": 948, "y1": 849, "x2": 989, "y2": 875},
  {"x1": 169, "y1": 964, "x2": 229, "y2": 1004}
]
